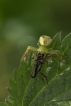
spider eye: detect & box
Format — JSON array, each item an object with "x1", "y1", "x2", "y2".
[{"x1": 39, "y1": 35, "x2": 52, "y2": 46}]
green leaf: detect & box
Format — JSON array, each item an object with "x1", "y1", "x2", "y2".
[
  {"x1": 0, "y1": 103, "x2": 7, "y2": 106},
  {"x1": 49, "y1": 32, "x2": 62, "y2": 51},
  {"x1": 5, "y1": 100, "x2": 13, "y2": 106},
  {"x1": 0, "y1": 32, "x2": 71, "y2": 106},
  {"x1": 61, "y1": 33, "x2": 71, "y2": 53}
]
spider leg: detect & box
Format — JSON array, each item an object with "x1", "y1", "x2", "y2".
[
  {"x1": 21, "y1": 46, "x2": 37, "y2": 62},
  {"x1": 46, "y1": 50, "x2": 63, "y2": 68}
]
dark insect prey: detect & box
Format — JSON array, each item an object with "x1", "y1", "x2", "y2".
[{"x1": 31, "y1": 53, "x2": 48, "y2": 82}]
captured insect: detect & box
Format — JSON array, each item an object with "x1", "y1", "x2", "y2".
[
  {"x1": 21, "y1": 35, "x2": 63, "y2": 82},
  {"x1": 30, "y1": 53, "x2": 48, "y2": 82}
]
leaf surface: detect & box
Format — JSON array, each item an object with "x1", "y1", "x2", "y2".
[{"x1": 0, "y1": 103, "x2": 7, "y2": 106}]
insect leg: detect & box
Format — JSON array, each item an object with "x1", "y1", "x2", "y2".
[
  {"x1": 37, "y1": 75, "x2": 45, "y2": 83},
  {"x1": 39, "y1": 72, "x2": 48, "y2": 83}
]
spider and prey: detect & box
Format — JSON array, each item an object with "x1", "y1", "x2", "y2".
[{"x1": 21, "y1": 35, "x2": 63, "y2": 83}]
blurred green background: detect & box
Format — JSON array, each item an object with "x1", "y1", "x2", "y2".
[{"x1": 0, "y1": 0, "x2": 71, "y2": 102}]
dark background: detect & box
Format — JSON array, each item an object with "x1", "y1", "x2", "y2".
[{"x1": 0, "y1": 0, "x2": 71, "y2": 101}]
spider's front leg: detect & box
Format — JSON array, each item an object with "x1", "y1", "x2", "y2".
[
  {"x1": 46, "y1": 50, "x2": 63, "y2": 68},
  {"x1": 21, "y1": 46, "x2": 37, "y2": 62}
]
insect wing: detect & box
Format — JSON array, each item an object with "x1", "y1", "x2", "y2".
[{"x1": 31, "y1": 64, "x2": 42, "y2": 78}]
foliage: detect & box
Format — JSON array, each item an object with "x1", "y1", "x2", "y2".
[{"x1": 0, "y1": 32, "x2": 71, "y2": 106}]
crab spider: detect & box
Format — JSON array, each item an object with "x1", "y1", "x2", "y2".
[
  {"x1": 21, "y1": 35, "x2": 63, "y2": 82},
  {"x1": 21, "y1": 35, "x2": 61, "y2": 62}
]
